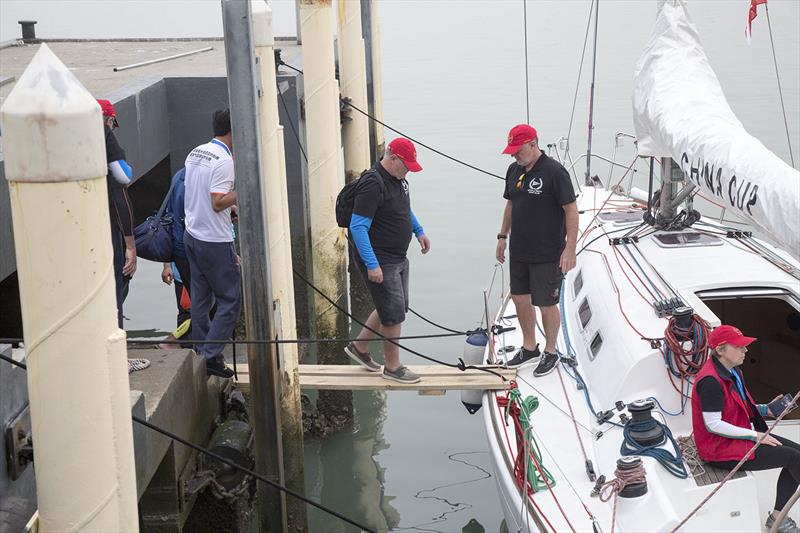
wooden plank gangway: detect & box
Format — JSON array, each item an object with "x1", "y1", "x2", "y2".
[{"x1": 233, "y1": 364, "x2": 515, "y2": 395}]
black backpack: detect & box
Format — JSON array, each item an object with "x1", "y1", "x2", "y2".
[{"x1": 335, "y1": 169, "x2": 385, "y2": 228}]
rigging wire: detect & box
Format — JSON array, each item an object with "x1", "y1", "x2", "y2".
[
  {"x1": 764, "y1": 3, "x2": 795, "y2": 168},
  {"x1": 567, "y1": 0, "x2": 596, "y2": 143},
  {"x1": 523, "y1": 0, "x2": 531, "y2": 123},
  {"x1": 584, "y1": 0, "x2": 600, "y2": 186}
]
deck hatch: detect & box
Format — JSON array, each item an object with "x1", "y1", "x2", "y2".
[
  {"x1": 597, "y1": 210, "x2": 643, "y2": 224},
  {"x1": 589, "y1": 332, "x2": 603, "y2": 359},
  {"x1": 653, "y1": 232, "x2": 722, "y2": 248},
  {"x1": 573, "y1": 270, "x2": 584, "y2": 296},
  {"x1": 578, "y1": 298, "x2": 592, "y2": 329}
]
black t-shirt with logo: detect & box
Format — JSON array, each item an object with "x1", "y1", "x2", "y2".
[
  {"x1": 503, "y1": 153, "x2": 576, "y2": 263},
  {"x1": 352, "y1": 163, "x2": 413, "y2": 265}
]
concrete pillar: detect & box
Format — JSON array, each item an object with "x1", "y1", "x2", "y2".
[
  {"x1": 221, "y1": 1, "x2": 287, "y2": 530},
  {"x1": 1, "y1": 43, "x2": 138, "y2": 532},
  {"x1": 337, "y1": 0, "x2": 371, "y2": 181},
  {"x1": 337, "y1": 0, "x2": 373, "y2": 319},
  {"x1": 252, "y1": 2, "x2": 307, "y2": 530},
  {"x1": 299, "y1": 0, "x2": 353, "y2": 427},
  {"x1": 362, "y1": 0, "x2": 385, "y2": 160}
]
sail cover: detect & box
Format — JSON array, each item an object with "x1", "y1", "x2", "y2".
[{"x1": 633, "y1": 1, "x2": 799, "y2": 258}]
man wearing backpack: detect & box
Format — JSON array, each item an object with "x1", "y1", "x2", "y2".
[{"x1": 343, "y1": 138, "x2": 430, "y2": 384}]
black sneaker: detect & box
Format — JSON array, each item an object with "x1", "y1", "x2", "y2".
[
  {"x1": 533, "y1": 352, "x2": 559, "y2": 377},
  {"x1": 506, "y1": 345, "x2": 541, "y2": 367},
  {"x1": 207, "y1": 358, "x2": 234, "y2": 379}
]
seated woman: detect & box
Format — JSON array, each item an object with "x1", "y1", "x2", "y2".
[{"x1": 692, "y1": 325, "x2": 800, "y2": 533}]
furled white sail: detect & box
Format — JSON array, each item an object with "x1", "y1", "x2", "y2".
[{"x1": 633, "y1": 0, "x2": 800, "y2": 258}]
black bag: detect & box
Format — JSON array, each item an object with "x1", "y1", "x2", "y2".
[
  {"x1": 335, "y1": 170, "x2": 384, "y2": 228},
  {"x1": 134, "y1": 178, "x2": 177, "y2": 262}
]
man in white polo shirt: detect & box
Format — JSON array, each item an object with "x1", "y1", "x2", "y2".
[{"x1": 184, "y1": 109, "x2": 239, "y2": 378}]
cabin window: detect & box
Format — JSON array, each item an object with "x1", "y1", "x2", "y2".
[
  {"x1": 578, "y1": 298, "x2": 592, "y2": 329},
  {"x1": 573, "y1": 270, "x2": 584, "y2": 296},
  {"x1": 697, "y1": 287, "x2": 800, "y2": 420},
  {"x1": 589, "y1": 332, "x2": 603, "y2": 360}
]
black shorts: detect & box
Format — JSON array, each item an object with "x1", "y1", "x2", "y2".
[
  {"x1": 356, "y1": 258, "x2": 410, "y2": 326},
  {"x1": 510, "y1": 260, "x2": 563, "y2": 307}
]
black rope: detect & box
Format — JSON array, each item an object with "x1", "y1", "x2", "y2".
[
  {"x1": 0, "y1": 351, "x2": 376, "y2": 533},
  {"x1": 407, "y1": 308, "x2": 468, "y2": 335},
  {"x1": 277, "y1": 82, "x2": 308, "y2": 163},
  {"x1": 0, "y1": 332, "x2": 465, "y2": 348},
  {"x1": 131, "y1": 416, "x2": 377, "y2": 532},
  {"x1": 291, "y1": 268, "x2": 507, "y2": 381},
  {"x1": 275, "y1": 57, "x2": 505, "y2": 181},
  {"x1": 341, "y1": 100, "x2": 504, "y2": 181}
]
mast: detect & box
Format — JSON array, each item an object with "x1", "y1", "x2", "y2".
[{"x1": 584, "y1": 0, "x2": 599, "y2": 186}]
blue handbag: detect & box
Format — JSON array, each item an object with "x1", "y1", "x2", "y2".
[{"x1": 134, "y1": 178, "x2": 177, "y2": 262}]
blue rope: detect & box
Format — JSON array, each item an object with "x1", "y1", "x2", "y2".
[{"x1": 621, "y1": 418, "x2": 689, "y2": 479}]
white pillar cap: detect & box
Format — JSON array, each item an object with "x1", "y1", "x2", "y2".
[
  {"x1": 252, "y1": 1, "x2": 274, "y2": 48},
  {"x1": 0, "y1": 43, "x2": 106, "y2": 182}
]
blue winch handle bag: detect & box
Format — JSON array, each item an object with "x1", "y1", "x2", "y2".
[{"x1": 133, "y1": 179, "x2": 177, "y2": 263}]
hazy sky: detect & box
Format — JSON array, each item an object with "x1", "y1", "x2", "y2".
[{"x1": 0, "y1": 0, "x2": 300, "y2": 41}]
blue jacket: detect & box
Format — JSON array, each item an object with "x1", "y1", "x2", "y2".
[{"x1": 164, "y1": 168, "x2": 186, "y2": 259}]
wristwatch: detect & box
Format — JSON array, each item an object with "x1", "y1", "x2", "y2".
[{"x1": 497, "y1": 234, "x2": 507, "y2": 240}]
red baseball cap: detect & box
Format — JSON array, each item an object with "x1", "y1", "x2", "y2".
[
  {"x1": 388, "y1": 137, "x2": 422, "y2": 172},
  {"x1": 708, "y1": 325, "x2": 757, "y2": 349},
  {"x1": 502, "y1": 124, "x2": 538, "y2": 155},
  {"x1": 97, "y1": 99, "x2": 119, "y2": 127}
]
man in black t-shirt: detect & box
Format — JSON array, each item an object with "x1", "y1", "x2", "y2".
[
  {"x1": 495, "y1": 124, "x2": 578, "y2": 377},
  {"x1": 346, "y1": 138, "x2": 430, "y2": 384}
]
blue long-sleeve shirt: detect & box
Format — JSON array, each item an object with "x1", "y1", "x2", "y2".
[{"x1": 350, "y1": 210, "x2": 424, "y2": 270}]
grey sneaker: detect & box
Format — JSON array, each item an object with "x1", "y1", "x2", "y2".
[
  {"x1": 382, "y1": 365, "x2": 421, "y2": 384},
  {"x1": 345, "y1": 342, "x2": 381, "y2": 372},
  {"x1": 766, "y1": 513, "x2": 800, "y2": 533}
]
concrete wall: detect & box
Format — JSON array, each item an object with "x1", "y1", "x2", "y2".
[
  {"x1": 0, "y1": 344, "x2": 36, "y2": 533},
  {"x1": 1, "y1": 72, "x2": 310, "y2": 287},
  {"x1": 0, "y1": 167, "x2": 13, "y2": 282}
]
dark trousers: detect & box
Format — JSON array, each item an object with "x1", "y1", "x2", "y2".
[
  {"x1": 710, "y1": 434, "x2": 800, "y2": 511},
  {"x1": 184, "y1": 232, "x2": 241, "y2": 361},
  {"x1": 112, "y1": 229, "x2": 125, "y2": 328}
]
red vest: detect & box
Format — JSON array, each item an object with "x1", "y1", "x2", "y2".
[{"x1": 691, "y1": 358, "x2": 759, "y2": 462}]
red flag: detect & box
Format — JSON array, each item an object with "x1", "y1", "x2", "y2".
[{"x1": 746, "y1": 0, "x2": 768, "y2": 41}]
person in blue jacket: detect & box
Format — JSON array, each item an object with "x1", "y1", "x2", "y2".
[{"x1": 160, "y1": 168, "x2": 192, "y2": 339}]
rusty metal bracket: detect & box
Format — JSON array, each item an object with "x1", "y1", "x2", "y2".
[{"x1": 5, "y1": 404, "x2": 33, "y2": 480}]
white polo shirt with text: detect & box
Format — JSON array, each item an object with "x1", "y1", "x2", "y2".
[{"x1": 184, "y1": 138, "x2": 235, "y2": 243}]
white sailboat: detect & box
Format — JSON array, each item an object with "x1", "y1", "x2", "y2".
[{"x1": 479, "y1": 1, "x2": 800, "y2": 531}]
